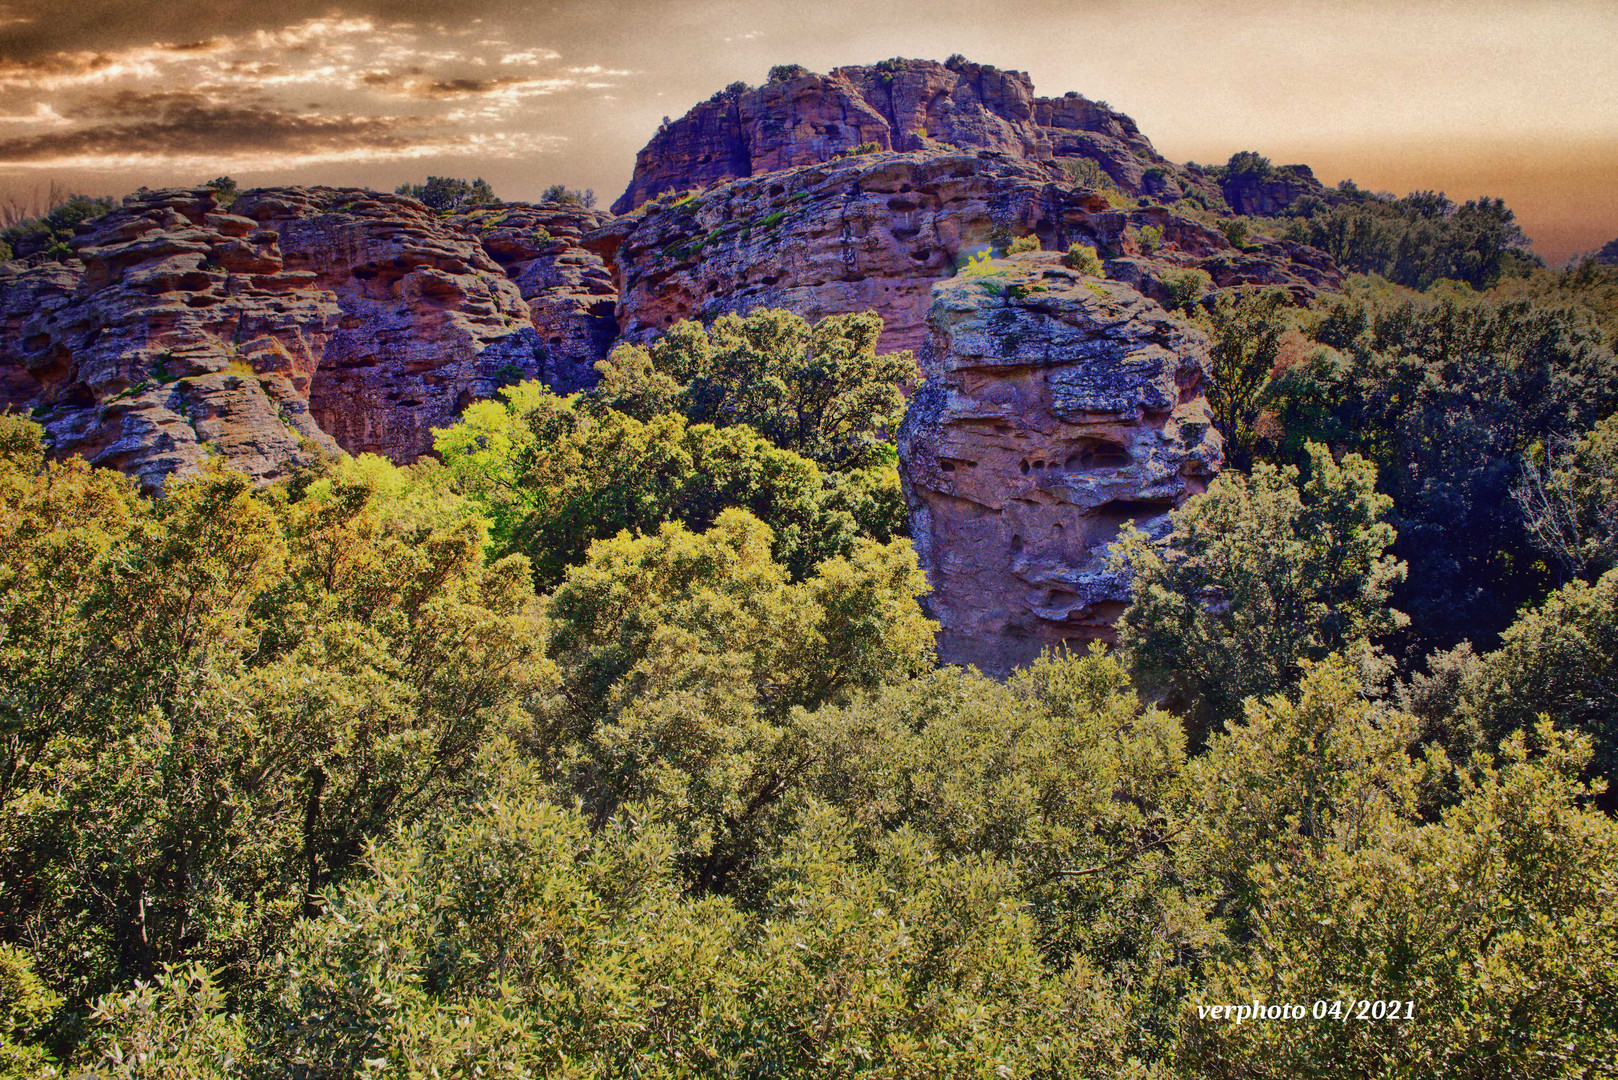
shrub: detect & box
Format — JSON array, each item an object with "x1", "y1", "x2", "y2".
[
  {"x1": 1064, "y1": 243, "x2": 1103, "y2": 275},
  {"x1": 394, "y1": 176, "x2": 498, "y2": 212},
  {"x1": 1218, "y1": 217, "x2": 1251, "y2": 248},
  {"x1": 1133, "y1": 224, "x2": 1164, "y2": 253},
  {"x1": 1162, "y1": 267, "x2": 1212, "y2": 312},
  {"x1": 768, "y1": 64, "x2": 810, "y2": 83},
  {"x1": 1, "y1": 192, "x2": 116, "y2": 262},
  {"x1": 831, "y1": 141, "x2": 882, "y2": 160},
  {"x1": 1008, "y1": 235, "x2": 1041, "y2": 255}
]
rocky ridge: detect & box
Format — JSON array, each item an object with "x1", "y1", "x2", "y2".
[
  {"x1": 900, "y1": 252, "x2": 1222, "y2": 673},
  {"x1": 1, "y1": 186, "x2": 613, "y2": 486},
  {"x1": 613, "y1": 58, "x2": 1212, "y2": 214},
  {"x1": 589, "y1": 149, "x2": 1339, "y2": 356}
]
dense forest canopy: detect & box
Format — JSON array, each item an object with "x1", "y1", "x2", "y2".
[
  {"x1": 2, "y1": 248, "x2": 1617, "y2": 1072},
  {"x1": 4, "y1": 135, "x2": 1618, "y2": 1074}
]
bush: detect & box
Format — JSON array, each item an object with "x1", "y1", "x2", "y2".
[
  {"x1": 1008, "y1": 234, "x2": 1040, "y2": 255},
  {"x1": 767, "y1": 63, "x2": 810, "y2": 83},
  {"x1": 394, "y1": 176, "x2": 497, "y2": 212},
  {"x1": 1, "y1": 192, "x2": 116, "y2": 262},
  {"x1": 1064, "y1": 243, "x2": 1103, "y2": 275},
  {"x1": 1161, "y1": 267, "x2": 1212, "y2": 312},
  {"x1": 1218, "y1": 217, "x2": 1250, "y2": 248}
]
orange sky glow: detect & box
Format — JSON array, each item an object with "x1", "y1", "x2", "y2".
[{"x1": 0, "y1": 0, "x2": 1613, "y2": 263}]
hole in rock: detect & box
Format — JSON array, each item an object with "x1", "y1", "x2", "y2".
[{"x1": 1065, "y1": 440, "x2": 1132, "y2": 469}]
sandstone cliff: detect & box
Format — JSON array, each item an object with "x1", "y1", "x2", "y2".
[
  {"x1": 899, "y1": 251, "x2": 1221, "y2": 674},
  {"x1": 612, "y1": 57, "x2": 1207, "y2": 214},
  {"x1": 589, "y1": 149, "x2": 1339, "y2": 357},
  {"x1": 0, "y1": 186, "x2": 615, "y2": 487}
]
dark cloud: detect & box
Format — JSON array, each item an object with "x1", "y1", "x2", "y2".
[{"x1": 0, "y1": 98, "x2": 410, "y2": 161}]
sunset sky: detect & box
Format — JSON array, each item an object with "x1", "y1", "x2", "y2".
[{"x1": 1, "y1": 0, "x2": 1614, "y2": 263}]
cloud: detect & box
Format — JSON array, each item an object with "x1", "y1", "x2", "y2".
[{"x1": 0, "y1": 12, "x2": 623, "y2": 173}]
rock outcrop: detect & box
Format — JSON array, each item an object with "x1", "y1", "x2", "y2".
[
  {"x1": 589, "y1": 150, "x2": 1340, "y2": 356},
  {"x1": 612, "y1": 58, "x2": 1205, "y2": 214},
  {"x1": 0, "y1": 186, "x2": 618, "y2": 487},
  {"x1": 1219, "y1": 163, "x2": 1328, "y2": 217},
  {"x1": 899, "y1": 251, "x2": 1221, "y2": 674},
  {"x1": 1, "y1": 188, "x2": 345, "y2": 489},
  {"x1": 451, "y1": 202, "x2": 618, "y2": 393}
]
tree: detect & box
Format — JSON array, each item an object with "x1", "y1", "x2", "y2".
[
  {"x1": 767, "y1": 64, "x2": 810, "y2": 84},
  {"x1": 433, "y1": 383, "x2": 900, "y2": 586},
  {"x1": 1465, "y1": 567, "x2": 1618, "y2": 800},
  {"x1": 590, "y1": 308, "x2": 918, "y2": 471},
  {"x1": 1116, "y1": 442, "x2": 1406, "y2": 732},
  {"x1": 394, "y1": 176, "x2": 497, "y2": 212},
  {"x1": 1268, "y1": 286, "x2": 1618, "y2": 650},
  {"x1": 1513, "y1": 414, "x2": 1618, "y2": 581},
  {"x1": 540, "y1": 183, "x2": 596, "y2": 208},
  {"x1": 0, "y1": 433, "x2": 549, "y2": 1024},
  {"x1": 1181, "y1": 721, "x2": 1618, "y2": 1079},
  {"x1": 1200, "y1": 286, "x2": 1288, "y2": 469}
]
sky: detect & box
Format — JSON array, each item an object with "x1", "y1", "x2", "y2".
[{"x1": 1, "y1": 0, "x2": 1614, "y2": 264}]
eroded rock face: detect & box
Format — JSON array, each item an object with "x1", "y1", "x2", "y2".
[
  {"x1": 230, "y1": 187, "x2": 546, "y2": 464},
  {"x1": 612, "y1": 75, "x2": 893, "y2": 214},
  {"x1": 0, "y1": 186, "x2": 619, "y2": 487},
  {"x1": 612, "y1": 58, "x2": 1208, "y2": 213},
  {"x1": 1220, "y1": 164, "x2": 1328, "y2": 217},
  {"x1": 593, "y1": 152, "x2": 1114, "y2": 354},
  {"x1": 899, "y1": 252, "x2": 1222, "y2": 675},
  {"x1": 451, "y1": 202, "x2": 618, "y2": 392},
  {"x1": 589, "y1": 150, "x2": 1340, "y2": 356},
  {"x1": 1, "y1": 188, "x2": 345, "y2": 489}
]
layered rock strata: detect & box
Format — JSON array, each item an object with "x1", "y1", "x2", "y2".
[
  {"x1": 589, "y1": 150, "x2": 1339, "y2": 356},
  {"x1": 1, "y1": 189, "x2": 345, "y2": 488},
  {"x1": 452, "y1": 202, "x2": 618, "y2": 392},
  {"x1": 899, "y1": 252, "x2": 1222, "y2": 675},
  {"x1": 613, "y1": 58, "x2": 1206, "y2": 213},
  {"x1": 0, "y1": 186, "x2": 618, "y2": 487}
]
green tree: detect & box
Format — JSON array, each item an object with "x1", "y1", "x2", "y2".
[
  {"x1": 1464, "y1": 567, "x2": 1618, "y2": 800},
  {"x1": 1181, "y1": 721, "x2": 1618, "y2": 1079},
  {"x1": 435, "y1": 381, "x2": 903, "y2": 586},
  {"x1": 1117, "y1": 443, "x2": 1406, "y2": 732},
  {"x1": 1269, "y1": 286, "x2": 1618, "y2": 649},
  {"x1": 1200, "y1": 286, "x2": 1288, "y2": 469},
  {"x1": 1513, "y1": 414, "x2": 1618, "y2": 581},
  {"x1": 394, "y1": 176, "x2": 497, "y2": 212},
  {"x1": 0, "y1": 434, "x2": 549, "y2": 1026},
  {"x1": 589, "y1": 309, "x2": 918, "y2": 471}
]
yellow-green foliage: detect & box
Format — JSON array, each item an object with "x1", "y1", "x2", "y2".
[
  {"x1": 1064, "y1": 242, "x2": 1104, "y2": 275},
  {"x1": 3, "y1": 325, "x2": 1618, "y2": 1077}
]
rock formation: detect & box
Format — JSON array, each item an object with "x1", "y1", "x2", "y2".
[
  {"x1": 899, "y1": 251, "x2": 1222, "y2": 674},
  {"x1": 451, "y1": 202, "x2": 621, "y2": 393},
  {"x1": 0, "y1": 186, "x2": 616, "y2": 487},
  {"x1": 612, "y1": 58, "x2": 1210, "y2": 214},
  {"x1": 1219, "y1": 163, "x2": 1328, "y2": 217},
  {"x1": 589, "y1": 150, "x2": 1339, "y2": 356}
]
